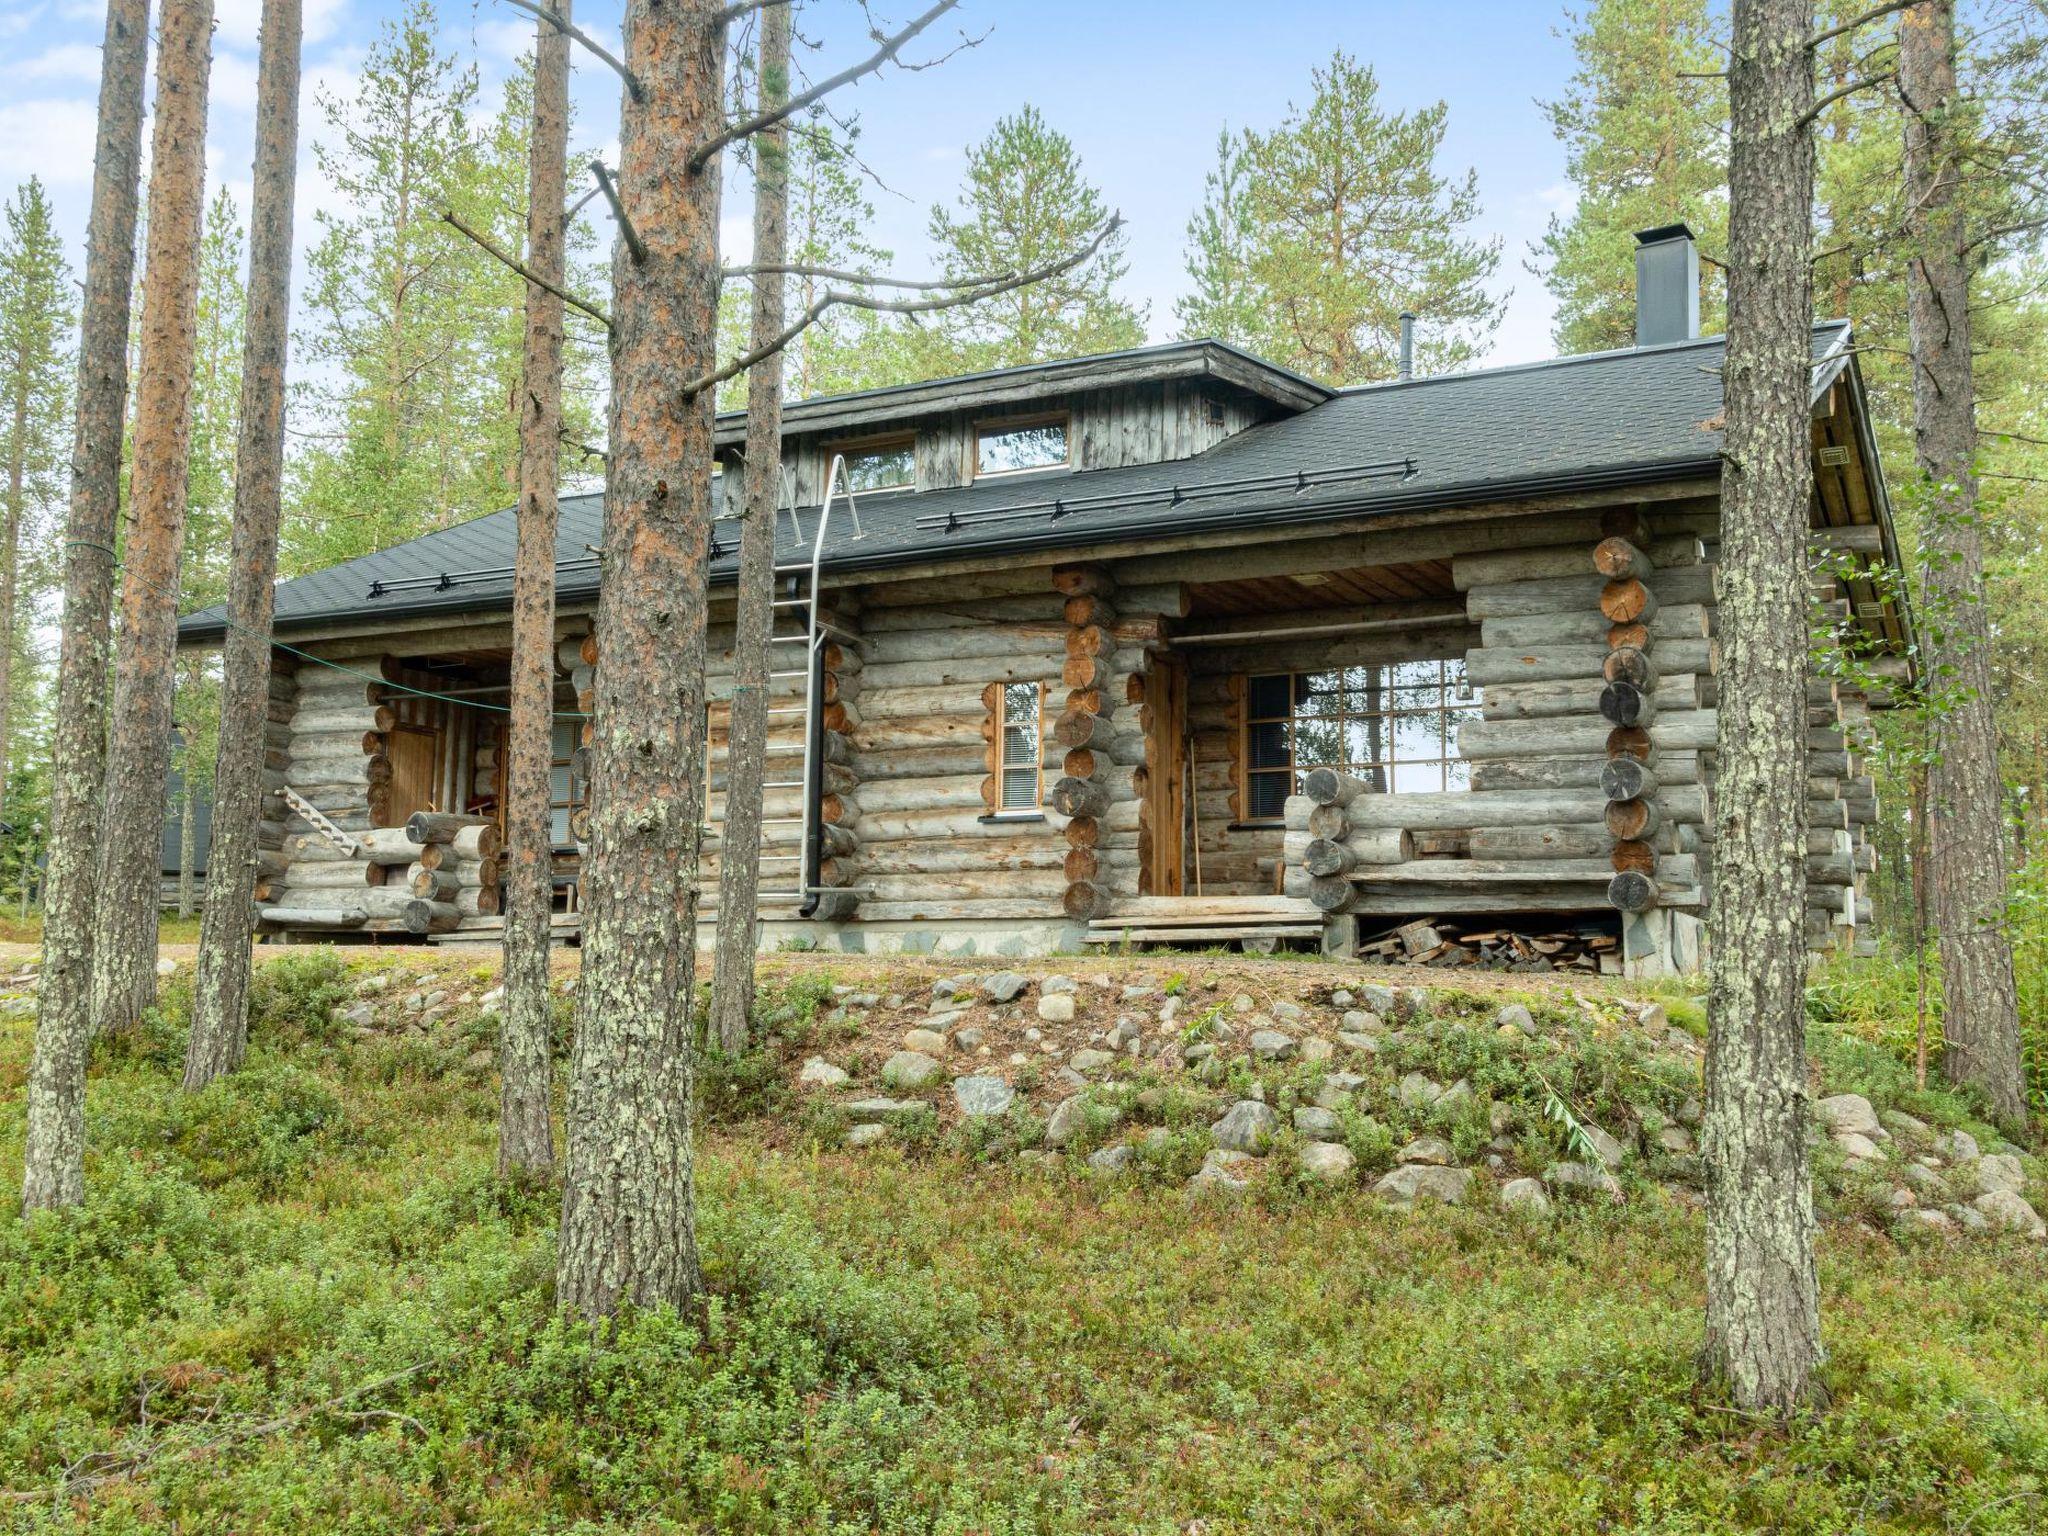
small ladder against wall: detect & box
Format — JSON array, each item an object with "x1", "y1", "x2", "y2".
[
  {"x1": 751, "y1": 454, "x2": 863, "y2": 910},
  {"x1": 282, "y1": 784, "x2": 361, "y2": 857}
]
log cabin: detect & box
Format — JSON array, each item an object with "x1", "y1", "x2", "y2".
[{"x1": 176, "y1": 225, "x2": 1910, "y2": 975}]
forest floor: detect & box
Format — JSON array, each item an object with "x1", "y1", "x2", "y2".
[{"x1": 1, "y1": 943, "x2": 2045, "y2": 1533}]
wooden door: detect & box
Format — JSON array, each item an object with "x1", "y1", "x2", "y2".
[
  {"x1": 1144, "y1": 656, "x2": 1189, "y2": 896},
  {"x1": 385, "y1": 724, "x2": 440, "y2": 828}
]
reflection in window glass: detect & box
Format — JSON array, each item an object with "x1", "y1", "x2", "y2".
[
  {"x1": 1241, "y1": 659, "x2": 1478, "y2": 817},
  {"x1": 976, "y1": 419, "x2": 1069, "y2": 476},
  {"x1": 840, "y1": 438, "x2": 915, "y2": 493},
  {"x1": 999, "y1": 681, "x2": 1043, "y2": 810}
]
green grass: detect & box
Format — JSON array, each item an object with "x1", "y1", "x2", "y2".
[{"x1": 1, "y1": 956, "x2": 2045, "y2": 1533}]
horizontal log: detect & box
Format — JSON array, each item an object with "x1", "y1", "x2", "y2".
[
  {"x1": 1464, "y1": 645, "x2": 1612, "y2": 688},
  {"x1": 416, "y1": 824, "x2": 503, "y2": 866},
  {"x1": 1593, "y1": 535, "x2": 1652, "y2": 580},
  {"x1": 1304, "y1": 838, "x2": 1356, "y2": 877},
  {"x1": 1606, "y1": 798, "x2": 1659, "y2": 841},
  {"x1": 1600, "y1": 577, "x2": 1654, "y2": 624},
  {"x1": 266, "y1": 886, "x2": 418, "y2": 919},
  {"x1": 1608, "y1": 870, "x2": 1658, "y2": 912},
  {"x1": 403, "y1": 899, "x2": 462, "y2": 934},
  {"x1": 1462, "y1": 565, "x2": 1715, "y2": 619},
  {"x1": 406, "y1": 811, "x2": 493, "y2": 844},
  {"x1": 1601, "y1": 758, "x2": 1657, "y2": 803},
  {"x1": 257, "y1": 906, "x2": 367, "y2": 929},
  {"x1": 282, "y1": 861, "x2": 386, "y2": 889},
  {"x1": 1479, "y1": 603, "x2": 1711, "y2": 651},
  {"x1": 1304, "y1": 766, "x2": 1370, "y2": 807},
  {"x1": 1482, "y1": 672, "x2": 1698, "y2": 722},
  {"x1": 1472, "y1": 752, "x2": 1699, "y2": 791},
  {"x1": 1054, "y1": 709, "x2": 1116, "y2": 752},
  {"x1": 1466, "y1": 824, "x2": 1610, "y2": 861},
  {"x1": 861, "y1": 623, "x2": 1066, "y2": 666},
  {"x1": 1599, "y1": 681, "x2": 1654, "y2": 728},
  {"x1": 1050, "y1": 776, "x2": 1110, "y2": 819},
  {"x1": 1603, "y1": 645, "x2": 1655, "y2": 689}
]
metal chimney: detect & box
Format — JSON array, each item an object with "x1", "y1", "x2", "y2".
[
  {"x1": 1398, "y1": 312, "x2": 1416, "y2": 381},
  {"x1": 1634, "y1": 224, "x2": 1700, "y2": 347}
]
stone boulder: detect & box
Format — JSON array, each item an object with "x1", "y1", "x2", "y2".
[
  {"x1": 902, "y1": 1028, "x2": 950, "y2": 1055},
  {"x1": 1212, "y1": 1099, "x2": 1278, "y2": 1153},
  {"x1": 797, "y1": 1056, "x2": 849, "y2": 1089},
  {"x1": 1973, "y1": 1189, "x2": 2046, "y2": 1238},
  {"x1": 881, "y1": 1051, "x2": 944, "y2": 1090},
  {"x1": 1373, "y1": 1164, "x2": 1472, "y2": 1206},
  {"x1": 1974, "y1": 1153, "x2": 2027, "y2": 1197},
  {"x1": 952, "y1": 1076, "x2": 1016, "y2": 1118},
  {"x1": 1248, "y1": 1029, "x2": 1296, "y2": 1061},
  {"x1": 1815, "y1": 1093, "x2": 1883, "y2": 1140},
  {"x1": 1187, "y1": 1148, "x2": 1255, "y2": 1196},
  {"x1": 1396, "y1": 1135, "x2": 1455, "y2": 1167},
  {"x1": 1298, "y1": 1141, "x2": 1356, "y2": 1183},
  {"x1": 1293, "y1": 1105, "x2": 1341, "y2": 1139},
  {"x1": 1037, "y1": 993, "x2": 1077, "y2": 1024},
  {"x1": 1545, "y1": 1160, "x2": 1622, "y2": 1199},
  {"x1": 1499, "y1": 1177, "x2": 1552, "y2": 1214},
  {"x1": 983, "y1": 971, "x2": 1028, "y2": 1003}
]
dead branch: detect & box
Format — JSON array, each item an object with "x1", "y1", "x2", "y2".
[
  {"x1": 683, "y1": 214, "x2": 1123, "y2": 398},
  {"x1": 588, "y1": 161, "x2": 645, "y2": 265},
  {"x1": 1803, "y1": 69, "x2": 1897, "y2": 124},
  {"x1": 720, "y1": 259, "x2": 1005, "y2": 290},
  {"x1": 1, "y1": 1363, "x2": 432, "y2": 1505},
  {"x1": 565, "y1": 183, "x2": 602, "y2": 222},
  {"x1": 441, "y1": 209, "x2": 613, "y2": 329},
  {"x1": 1809, "y1": 0, "x2": 1915, "y2": 51},
  {"x1": 718, "y1": 0, "x2": 791, "y2": 21},
  {"x1": 496, "y1": 0, "x2": 643, "y2": 101},
  {"x1": 687, "y1": 0, "x2": 961, "y2": 171}
]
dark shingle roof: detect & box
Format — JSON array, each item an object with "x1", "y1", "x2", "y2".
[{"x1": 178, "y1": 324, "x2": 1852, "y2": 642}]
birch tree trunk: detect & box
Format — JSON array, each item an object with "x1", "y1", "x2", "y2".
[
  {"x1": 1901, "y1": 0, "x2": 2027, "y2": 1127},
  {"x1": 555, "y1": 0, "x2": 726, "y2": 1319},
  {"x1": 187, "y1": 0, "x2": 301, "y2": 1091},
  {"x1": 21, "y1": 0, "x2": 152, "y2": 1212},
  {"x1": 90, "y1": 0, "x2": 215, "y2": 1039},
  {"x1": 709, "y1": 0, "x2": 792, "y2": 1055},
  {"x1": 1701, "y1": 0, "x2": 1823, "y2": 1416},
  {"x1": 500, "y1": 0, "x2": 572, "y2": 1178}
]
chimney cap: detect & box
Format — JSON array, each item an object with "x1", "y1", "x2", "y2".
[{"x1": 1635, "y1": 222, "x2": 1696, "y2": 247}]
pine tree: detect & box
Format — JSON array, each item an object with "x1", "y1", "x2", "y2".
[
  {"x1": 21, "y1": 0, "x2": 150, "y2": 1213},
  {"x1": 923, "y1": 105, "x2": 1144, "y2": 371},
  {"x1": 90, "y1": 0, "x2": 217, "y2": 1039},
  {"x1": 0, "y1": 179, "x2": 74, "y2": 796},
  {"x1": 187, "y1": 0, "x2": 303, "y2": 1091},
  {"x1": 1533, "y1": 0, "x2": 1728, "y2": 352},
  {"x1": 1177, "y1": 53, "x2": 1503, "y2": 383}
]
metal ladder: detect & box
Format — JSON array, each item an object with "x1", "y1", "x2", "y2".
[{"x1": 750, "y1": 454, "x2": 863, "y2": 908}]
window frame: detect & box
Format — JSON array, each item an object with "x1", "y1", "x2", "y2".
[
  {"x1": 825, "y1": 430, "x2": 918, "y2": 495},
  {"x1": 989, "y1": 678, "x2": 1048, "y2": 819},
  {"x1": 1236, "y1": 660, "x2": 1477, "y2": 825},
  {"x1": 970, "y1": 410, "x2": 1073, "y2": 482}
]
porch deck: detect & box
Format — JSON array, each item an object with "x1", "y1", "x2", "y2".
[{"x1": 1079, "y1": 894, "x2": 1326, "y2": 952}]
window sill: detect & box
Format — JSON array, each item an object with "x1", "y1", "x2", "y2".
[{"x1": 979, "y1": 811, "x2": 1047, "y2": 824}]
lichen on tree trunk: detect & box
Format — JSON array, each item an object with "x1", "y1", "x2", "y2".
[
  {"x1": 1900, "y1": 0, "x2": 2027, "y2": 1129},
  {"x1": 90, "y1": 0, "x2": 216, "y2": 1040},
  {"x1": 187, "y1": 0, "x2": 302, "y2": 1092},
  {"x1": 499, "y1": 0, "x2": 573, "y2": 1180},
  {"x1": 554, "y1": 0, "x2": 726, "y2": 1318},
  {"x1": 20, "y1": 0, "x2": 152, "y2": 1212},
  {"x1": 1700, "y1": 0, "x2": 1823, "y2": 1416},
  {"x1": 709, "y1": 0, "x2": 792, "y2": 1056}
]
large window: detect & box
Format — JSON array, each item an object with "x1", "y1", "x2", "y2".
[
  {"x1": 1241, "y1": 661, "x2": 1478, "y2": 820},
  {"x1": 976, "y1": 415, "x2": 1070, "y2": 478},
  {"x1": 995, "y1": 680, "x2": 1046, "y2": 812},
  {"x1": 833, "y1": 434, "x2": 915, "y2": 494}
]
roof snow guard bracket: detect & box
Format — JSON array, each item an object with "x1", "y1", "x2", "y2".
[{"x1": 914, "y1": 457, "x2": 1418, "y2": 536}]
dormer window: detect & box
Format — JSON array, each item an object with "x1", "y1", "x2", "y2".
[
  {"x1": 832, "y1": 433, "x2": 916, "y2": 494},
  {"x1": 975, "y1": 414, "x2": 1070, "y2": 479}
]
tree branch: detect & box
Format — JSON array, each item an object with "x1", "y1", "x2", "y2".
[
  {"x1": 1809, "y1": 0, "x2": 1915, "y2": 51},
  {"x1": 1802, "y1": 69, "x2": 1897, "y2": 124},
  {"x1": 687, "y1": 0, "x2": 961, "y2": 171},
  {"x1": 682, "y1": 214, "x2": 1123, "y2": 399},
  {"x1": 717, "y1": 0, "x2": 791, "y2": 22},
  {"x1": 588, "y1": 161, "x2": 645, "y2": 265},
  {"x1": 441, "y1": 210, "x2": 613, "y2": 329},
  {"x1": 495, "y1": 0, "x2": 642, "y2": 102},
  {"x1": 720, "y1": 260, "x2": 1004, "y2": 290}
]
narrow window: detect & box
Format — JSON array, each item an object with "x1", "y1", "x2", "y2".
[
  {"x1": 832, "y1": 434, "x2": 916, "y2": 494},
  {"x1": 975, "y1": 415, "x2": 1070, "y2": 478},
  {"x1": 995, "y1": 680, "x2": 1045, "y2": 812},
  {"x1": 1241, "y1": 661, "x2": 1479, "y2": 820}
]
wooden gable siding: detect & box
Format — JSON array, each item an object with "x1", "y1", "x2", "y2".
[{"x1": 776, "y1": 380, "x2": 1278, "y2": 503}]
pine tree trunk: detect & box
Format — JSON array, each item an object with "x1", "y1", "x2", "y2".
[
  {"x1": 555, "y1": 0, "x2": 726, "y2": 1319},
  {"x1": 1, "y1": 347, "x2": 25, "y2": 793},
  {"x1": 89, "y1": 0, "x2": 215, "y2": 1039},
  {"x1": 187, "y1": 0, "x2": 301, "y2": 1091},
  {"x1": 709, "y1": 0, "x2": 792, "y2": 1055},
  {"x1": 21, "y1": 0, "x2": 152, "y2": 1213},
  {"x1": 500, "y1": 0, "x2": 572, "y2": 1178},
  {"x1": 1901, "y1": 0, "x2": 2027, "y2": 1127},
  {"x1": 1701, "y1": 0, "x2": 1823, "y2": 1415}
]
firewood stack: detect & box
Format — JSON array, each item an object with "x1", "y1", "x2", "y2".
[
  {"x1": 1358, "y1": 916, "x2": 1620, "y2": 973},
  {"x1": 1047, "y1": 564, "x2": 1132, "y2": 922}
]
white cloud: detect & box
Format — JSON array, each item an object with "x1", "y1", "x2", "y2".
[
  {"x1": 20, "y1": 42, "x2": 103, "y2": 81},
  {"x1": 0, "y1": 97, "x2": 101, "y2": 186},
  {"x1": 216, "y1": 0, "x2": 347, "y2": 51},
  {"x1": 210, "y1": 49, "x2": 261, "y2": 115},
  {"x1": 472, "y1": 16, "x2": 534, "y2": 64}
]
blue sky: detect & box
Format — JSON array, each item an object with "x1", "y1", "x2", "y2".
[{"x1": 0, "y1": 0, "x2": 1585, "y2": 366}]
